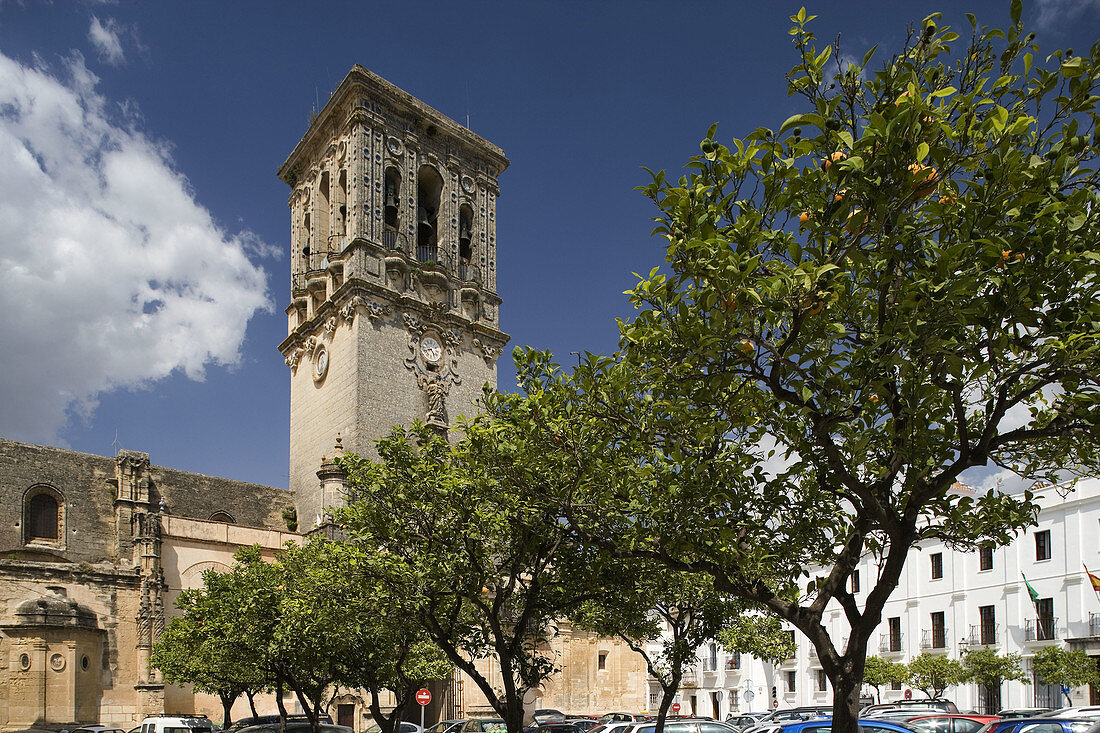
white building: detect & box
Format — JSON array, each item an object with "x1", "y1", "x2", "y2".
[{"x1": 646, "y1": 480, "x2": 1100, "y2": 718}]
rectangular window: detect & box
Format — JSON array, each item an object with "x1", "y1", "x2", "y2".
[
  {"x1": 817, "y1": 670, "x2": 828, "y2": 691},
  {"x1": 851, "y1": 570, "x2": 860, "y2": 593},
  {"x1": 890, "y1": 679, "x2": 902, "y2": 690},
  {"x1": 1036, "y1": 597, "x2": 1055, "y2": 640},
  {"x1": 979, "y1": 545, "x2": 994, "y2": 571},
  {"x1": 931, "y1": 552, "x2": 944, "y2": 579},
  {"x1": 598, "y1": 651, "x2": 607, "y2": 670},
  {"x1": 931, "y1": 611, "x2": 946, "y2": 649},
  {"x1": 786, "y1": 670, "x2": 796, "y2": 692},
  {"x1": 1036, "y1": 530, "x2": 1052, "y2": 561},
  {"x1": 730, "y1": 689, "x2": 739, "y2": 711},
  {"x1": 786, "y1": 629, "x2": 796, "y2": 656},
  {"x1": 888, "y1": 617, "x2": 902, "y2": 651},
  {"x1": 979, "y1": 605, "x2": 996, "y2": 645}
]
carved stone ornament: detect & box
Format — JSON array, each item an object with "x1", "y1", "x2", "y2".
[
  {"x1": 461, "y1": 175, "x2": 476, "y2": 194},
  {"x1": 313, "y1": 344, "x2": 330, "y2": 382},
  {"x1": 366, "y1": 301, "x2": 389, "y2": 323},
  {"x1": 304, "y1": 335, "x2": 319, "y2": 356},
  {"x1": 482, "y1": 303, "x2": 497, "y2": 322},
  {"x1": 427, "y1": 301, "x2": 448, "y2": 321},
  {"x1": 340, "y1": 296, "x2": 364, "y2": 325},
  {"x1": 473, "y1": 337, "x2": 501, "y2": 363},
  {"x1": 403, "y1": 313, "x2": 424, "y2": 338},
  {"x1": 324, "y1": 316, "x2": 338, "y2": 336},
  {"x1": 286, "y1": 348, "x2": 303, "y2": 371},
  {"x1": 387, "y1": 137, "x2": 403, "y2": 156},
  {"x1": 417, "y1": 372, "x2": 450, "y2": 428},
  {"x1": 403, "y1": 311, "x2": 461, "y2": 428},
  {"x1": 442, "y1": 329, "x2": 462, "y2": 350}
]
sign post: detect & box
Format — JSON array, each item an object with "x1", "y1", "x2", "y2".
[{"x1": 416, "y1": 688, "x2": 431, "y2": 730}]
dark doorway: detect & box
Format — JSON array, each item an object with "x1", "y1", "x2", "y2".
[{"x1": 338, "y1": 704, "x2": 355, "y2": 729}]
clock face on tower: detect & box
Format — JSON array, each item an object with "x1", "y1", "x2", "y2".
[{"x1": 420, "y1": 336, "x2": 443, "y2": 364}]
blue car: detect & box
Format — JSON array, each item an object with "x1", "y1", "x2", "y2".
[
  {"x1": 774, "y1": 720, "x2": 917, "y2": 733},
  {"x1": 976, "y1": 720, "x2": 1098, "y2": 733}
]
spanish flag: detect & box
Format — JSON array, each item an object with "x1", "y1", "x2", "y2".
[{"x1": 1085, "y1": 565, "x2": 1100, "y2": 593}]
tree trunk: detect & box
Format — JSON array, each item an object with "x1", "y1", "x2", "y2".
[
  {"x1": 247, "y1": 690, "x2": 260, "y2": 719},
  {"x1": 655, "y1": 681, "x2": 679, "y2": 733},
  {"x1": 831, "y1": 671, "x2": 863, "y2": 733},
  {"x1": 276, "y1": 677, "x2": 289, "y2": 733},
  {"x1": 219, "y1": 692, "x2": 234, "y2": 729},
  {"x1": 502, "y1": 698, "x2": 526, "y2": 733}
]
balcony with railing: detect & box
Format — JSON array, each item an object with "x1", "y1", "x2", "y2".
[
  {"x1": 1024, "y1": 617, "x2": 1058, "y2": 642},
  {"x1": 919, "y1": 628, "x2": 949, "y2": 650},
  {"x1": 962, "y1": 623, "x2": 999, "y2": 646},
  {"x1": 879, "y1": 631, "x2": 904, "y2": 655},
  {"x1": 1091, "y1": 612, "x2": 1100, "y2": 637}
]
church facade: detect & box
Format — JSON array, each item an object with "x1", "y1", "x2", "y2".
[{"x1": 0, "y1": 66, "x2": 645, "y2": 731}]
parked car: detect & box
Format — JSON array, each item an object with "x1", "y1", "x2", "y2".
[
  {"x1": 976, "y1": 718, "x2": 1099, "y2": 733},
  {"x1": 362, "y1": 724, "x2": 421, "y2": 733},
  {"x1": 426, "y1": 721, "x2": 465, "y2": 733},
  {"x1": 140, "y1": 717, "x2": 217, "y2": 733},
  {"x1": 725, "y1": 715, "x2": 768, "y2": 733},
  {"x1": 867, "y1": 711, "x2": 952, "y2": 723},
  {"x1": 590, "y1": 722, "x2": 636, "y2": 733},
  {"x1": 454, "y1": 720, "x2": 507, "y2": 733},
  {"x1": 907, "y1": 714, "x2": 1001, "y2": 733},
  {"x1": 865, "y1": 702, "x2": 961, "y2": 716},
  {"x1": 231, "y1": 725, "x2": 351, "y2": 733},
  {"x1": 777, "y1": 720, "x2": 918, "y2": 733},
  {"x1": 741, "y1": 707, "x2": 834, "y2": 733},
  {"x1": 567, "y1": 721, "x2": 602, "y2": 732},
  {"x1": 600, "y1": 716, "x2": 649, "y2": 724},
  {"x1": 998, "y1": 712, "x2": 1053, "y2": 721},
  {"x1": 228, "y1": 717, "x2": 333, "y2": 733},
  {"x1": 1042, "y1": 711, "x2": 1100, "y2": 721},
  {"x1": 628, "y1": 719, "x2": 738, "y2": 733},
  {"x1": 71, "y1": 727, "x2": 127, "y2": 733}
]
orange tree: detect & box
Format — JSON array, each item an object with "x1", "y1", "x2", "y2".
[{"x1": 484, "y1": 4, "x2": 1100, "y2": 732}]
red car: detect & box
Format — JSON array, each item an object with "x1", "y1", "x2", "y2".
[{"x1": 908, "y1": 715, "x2": 1002, "y2": 733}]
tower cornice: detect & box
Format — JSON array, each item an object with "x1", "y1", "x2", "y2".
[{"x1": 278, "y1": 65, "x2": 509, "y2": 185}]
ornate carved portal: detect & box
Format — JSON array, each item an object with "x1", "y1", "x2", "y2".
[{"x1": 403, "y1": 313, "x2": 461, "y2": 431}]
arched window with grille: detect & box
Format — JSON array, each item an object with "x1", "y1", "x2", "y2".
[{"x1": 24, "y1": 486, "x2": 63, "y2": 544}]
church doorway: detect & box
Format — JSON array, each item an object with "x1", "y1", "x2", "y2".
[{"x1": 337, "y1": 704, "x2": 355, "y2": 729}]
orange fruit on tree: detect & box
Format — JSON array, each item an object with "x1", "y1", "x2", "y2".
[
  {"x1": 846, "y1": 208, "x2": 867, "y2": 236},
  {"x1": 823, "y1": 151, "x2": 847, "y2": 171},
  {"x1": 909, "y1": 163, "x2": 939, "y2": 197}
]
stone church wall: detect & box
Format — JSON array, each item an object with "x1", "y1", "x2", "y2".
[{"x1": 0, "y1": 441, "x2": 119, "y2": 564}]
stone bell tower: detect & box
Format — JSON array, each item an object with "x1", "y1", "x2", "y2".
[{"x1": 277, "y1": 66, "x2": 510, "y2": 530}]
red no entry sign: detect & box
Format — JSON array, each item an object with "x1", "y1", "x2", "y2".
[
  {"x1": 672, "y1": 703, "x2": 680, "y2": 713},
  {"x1": 416, "y1": 688, "x2": 432, "y2": 706}
]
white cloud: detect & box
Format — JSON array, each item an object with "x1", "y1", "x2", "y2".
[
  {"x1": 88, "y1": 16, "x2": 125, "y2": 66},
  {"x1": 0, "y1": 51, "x2": 273, "y2": 442},
  {"x1": 1035, "y1": 0, "x2": 1100, "y2": 30}
]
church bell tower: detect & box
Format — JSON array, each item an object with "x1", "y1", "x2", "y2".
[{"x1": 277, "y1": 66, "x2": 510, "y2": 530}]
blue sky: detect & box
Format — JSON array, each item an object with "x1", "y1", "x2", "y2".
[{"x1": 0, "y1": 0, "x2": 1096, "y2": 491}]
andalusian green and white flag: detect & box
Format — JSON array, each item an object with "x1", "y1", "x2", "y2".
[{"x1": 1022, "y1": 573, "x2": 1041, "y2": 605}]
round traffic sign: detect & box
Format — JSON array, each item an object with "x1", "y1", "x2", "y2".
[
  {"x1": 416, "y1": 688, "x2": 432, "y2": 706},
  {"x1": 772, "y1": 700, "x2": 779, "y2": 709},
  {"x1": 672, "y1": 703, "x2": 681, "y2": 713},
  {"x1": 904, "y1": 689, "x2": 912, "y2": 700}
]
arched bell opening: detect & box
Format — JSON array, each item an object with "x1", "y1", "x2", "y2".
[{"x1": 416, "y1": 166, "x2": 443, "y2": 263}]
